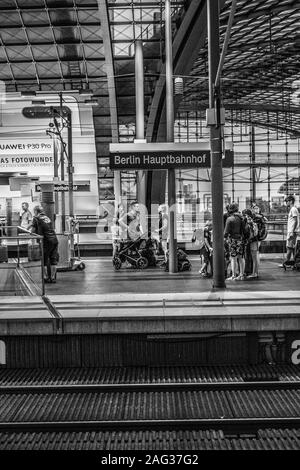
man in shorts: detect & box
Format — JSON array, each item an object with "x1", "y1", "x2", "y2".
[
  {"x1": 31, "y1": 205, "x2": 59, "y2": 283},
  {"x1": 280, "y1": 195, "x2": 300, "y2": 267}
]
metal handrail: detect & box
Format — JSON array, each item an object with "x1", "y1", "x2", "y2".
[{"x1": 0, "y1": 225, "x2": 45, "y2": 295}]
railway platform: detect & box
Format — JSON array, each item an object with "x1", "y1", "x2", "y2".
[{"x1": 0, "y1": 256, "x2": 300, "y2": 369}]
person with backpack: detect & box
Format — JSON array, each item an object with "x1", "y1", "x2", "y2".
[
  {"x1": 192, "y1": 221, "x2": 213, "y2": 277},
  {"x1": 224, "y1": 203, "x2": 247, "y2": 280},
  {"x1": 251, "y1": 203, "x2": 268, "y2": 242},
  {"x1": 243, "y1": 209, "x2": 260, "y2": 278}
]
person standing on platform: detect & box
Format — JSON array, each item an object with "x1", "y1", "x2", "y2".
[
  {"x1": 280, "y1": 195, "x2": 300, "y2": 268},
  {"x1": 20, "y1": 202, "x2": 32, "y2": 231},
  {"x1": 111, "y1": 203, "x2": 125, "y2": 257},
  {"x1": 192, "y1": 221, "x2": 213, "y2": 277},
  {"x1": 158, "y1": 204, "x2": 168, "y2": 262},
  {"x1": 224, "y1": 203, "x2": 247, "y2": 280},
  {"x1": 31, "y1": 204, "x2": 59, "y2": 283},
  {"x1": 243, "y1": 209, "x2": 260, "y2": 279},
  {"x1": 119, "y1": 201, "x2": 142, "y2": 241}
]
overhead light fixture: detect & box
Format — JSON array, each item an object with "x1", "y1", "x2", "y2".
[
  {"x1": 84, "y1": 99, "x2": 98, "y2": 106},
  {"x1": 31, "y1": 100, "x2": 46, "y2": 105},
  {"x1": 79, "y1": 88, "x2": 94, "y2": 96},
  {"x1": 21, "y1": 91, "x2": 37, "y2": 97}
]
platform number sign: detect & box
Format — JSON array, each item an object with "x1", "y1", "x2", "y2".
[
  {"x1": 0, "y1": 340, "x2": 6, "y2": 365},
  {"x1": 291, "y1": 340, "x2": 300, "y2": 365}
]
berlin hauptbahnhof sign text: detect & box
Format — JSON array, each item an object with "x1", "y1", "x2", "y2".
[{"x1": 109, "y1": 143, "x2": 234, "y2": 170}]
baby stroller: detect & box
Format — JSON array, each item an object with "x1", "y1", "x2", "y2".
[
  {"x1": 112, "y1": 235, "x2": 158, "y2": 270},
  {"x1": 139, "y1": 237, "x2": 159, "y2": 267},
  {"x1": 161, "y1": 248, "x2": 192, "y2": 272}
]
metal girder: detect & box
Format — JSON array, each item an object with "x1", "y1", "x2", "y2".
[
  {"x1": 146, "y1": 0, "x2": 227, "y2": 143},
  {"x1": 96, "y1": 0, "x2": 118, "y2": 143}
]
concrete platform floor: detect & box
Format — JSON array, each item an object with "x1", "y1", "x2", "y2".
[{"x1": 47, "y1": 256, "x2": 300, "y2": 296}]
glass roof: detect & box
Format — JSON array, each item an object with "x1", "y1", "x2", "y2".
[{"x1": 0, "y1": 0, "x2": 299, "y2": 143}]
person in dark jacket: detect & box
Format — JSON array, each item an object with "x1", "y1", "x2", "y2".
[
  {"x1": 224, "y1": 203, "x2": 246, "y2": 280},
  {"x1": 31, "y1": 205, "x2": 59, "y2": 283}
]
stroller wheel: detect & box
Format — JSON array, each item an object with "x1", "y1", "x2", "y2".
[
  {"x1": 136, "y1": 256, "x2": 149, "y2": 270},
  {"x1": 113, "y1": 256, "x2": 122, "y2": 270},
  {"x1": 76, "y1": 262, "x2": 86, "y2": 271},
  {"x1": 179, "y1": 260, "x2": 191, "y2": 272}
]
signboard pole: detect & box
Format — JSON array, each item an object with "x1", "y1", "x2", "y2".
[
  {"x1": 165, "y1": 0, "x2": 178, "y2": 273},
  {"x1": 135, "y1": 39, "x2": 147, "y2": 233},
  {"x1": 53, "y1": 136, "x2": 59, "y2": 215},
  {"x1": 207, "y1": 0, "x2": 225, "y2": 288},
  {"x1": 60, "y1": 92, "x2": 66, "y2": 232}
]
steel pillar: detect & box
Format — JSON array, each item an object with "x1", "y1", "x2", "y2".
[
  {"x1": 165, "y1": 0, "x2": 178, "y2": 273},
  {"x1": 207, "y1": 0, "x2": 225, "y2": 288}
]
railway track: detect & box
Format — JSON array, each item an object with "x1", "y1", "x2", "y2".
[{"x1": 0, "y1": 366, "x2": 300, "y2": 449}]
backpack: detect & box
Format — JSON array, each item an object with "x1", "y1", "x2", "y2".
[
  {"x1": 251, "y1": 220, "x2": 259, "y2": 240},
  {"x1": 238, "y1": 215, "x2": 251, "y2": 240},
  {"x1": 191, "y1": 228, "x2": 205, "y2": 249},
  {"x1": 256, "y1": 215, "x2": 268, "y2": 241}
]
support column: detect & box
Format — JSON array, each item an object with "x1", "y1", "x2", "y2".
[
  {"x1": 59, "y1": 93, "x2": 66, "y2": 232},
  {"x1": 207, "y1": 0, "x2": 225, "y2": 288},
  {"x1": 251, "y1": 125, "x2": 256, "y2": 202},
  {"x1": 135, "y1": 39, "x2": 147, "y2": 232},
  {"x1": 165, "y1": 0, "x2": 178, "y2": 273},
  {"x1": 67, "y1": 111, "x2": 74, "y2": 221},
  {"x1": 53, "y1": 136, "x2": 59, "y2": 216}
]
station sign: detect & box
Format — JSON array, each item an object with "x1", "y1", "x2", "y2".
[
  {"x1": 109, "y1": 142, "x2": 233, "y2": 170},
  {"x1": 35, "y1": 180, "x2": 90, "y2": 192}
]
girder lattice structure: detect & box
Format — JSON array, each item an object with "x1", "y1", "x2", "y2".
[{"x1": 0, "y1": 0, "x2": 299, "y2": 181}]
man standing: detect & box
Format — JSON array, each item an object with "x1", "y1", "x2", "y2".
[
  {"x1": 281, "y1": 195, "x2": 300, "y2": 267},
  {"x1": 31, "y1": 205, "x2": 59, "y2": 283},
  {"x1": 119, "y1": 201, "x2": 142, "y2": 241},
  {"x1": 20, "y1": 202, "x2": 32, "y2": 231},
  {"x1": 158, "y1": 204, "x2": 168, "y2": 261}
]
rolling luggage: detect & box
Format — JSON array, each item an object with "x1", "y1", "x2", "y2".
[{"x1": 0, "y1": 245, "x2": 8, "y2": 263}]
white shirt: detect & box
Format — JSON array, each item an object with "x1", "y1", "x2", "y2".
[{"x1": 287, "y1": 205, "x2": 300, "y2": 235}]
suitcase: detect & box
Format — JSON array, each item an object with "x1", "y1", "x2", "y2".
[
  {"x1": 0, "y1": 245, "x2": 8, "y2": 263},
  {"x1": 28, "y1": 243, "x2": 41, "y2": 262}
]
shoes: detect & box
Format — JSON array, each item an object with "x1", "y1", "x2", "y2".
[
  {"x1": 50, "y1": 278, "x2": 57, "y2": 284},
  {"x1": 226, "y1": 275, "x2": 237, "y2": 280},
  {"x1": 235, "y1": 274, "x2": 246, "y2": 281},
  {"x1": 278, "y1": 264, "x2": 285, "y2": 268},
  {"x1": 247, "y1": 274, "x2": 258, "y2": 279},
  {"x1": 200, "y1": 272, "x2": 209, "y2": 278},
  {"x1": 44, "y1": 277, "x2": 51, "y2": 284}
]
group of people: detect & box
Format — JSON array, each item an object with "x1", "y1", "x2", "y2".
[
  {"x1": 194, "y1": 195, "x2": 299, "y2": 280},
  {"x1": 223, "y1": 202, "x2": 267, "y2": 280}
]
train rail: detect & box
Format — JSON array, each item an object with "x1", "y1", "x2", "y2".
[
  {"x1": 1, "y1": 364, "x2": 300, "y2": 386},
  {"x1": 0, "y1": 366, "x2": 300, "y2": 449}
]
